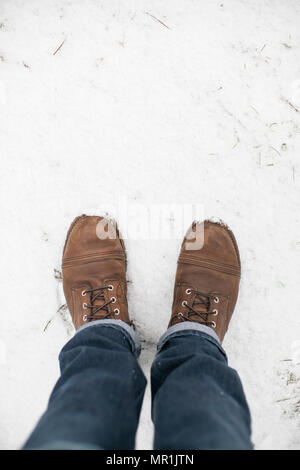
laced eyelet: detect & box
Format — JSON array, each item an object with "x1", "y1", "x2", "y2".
[
  {"x1": 212, "y1": 309, "x2": 218, "y2": 316},
  {"x1": 108, "y1": 285, "x2": 114, "y2": 291},
  {"x1": 182, "y1": 300, "x2": 187, "y2": 307},
  {"x1": 214, "y1": 296, "x2": 219, "y2": 304},
  {"x1": 178, "y1": 312, "x2": 183, "y2": 317},
  {"x1": 186, "y1": 289, "x2": 192, "y2": 295},
  {"x1": 111, "y1": 297, "x2": 116, "y2": 303},
  {"x1": 211, "y1": 321, "x2": 216, "y2": 328},
  {"x1": 114, "y1": 308, "x2": 120, "y2": 315},
  {"x1": 83, "y1": 303, "x2": 87, "y2": 310},
  {"x1": 82, "y1": 290, "x2": 87, "y2": 296},
  {"x1": 82, "y1": 314, "x2": 88, "y2": 322}
]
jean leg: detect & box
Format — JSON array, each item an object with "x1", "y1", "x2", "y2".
[
  {"x1": 151, "y1": 331, "x2": 252, "y2": 450},
  {"x1": 23, "y1": 324, "x2": 147, "y2": 450}
]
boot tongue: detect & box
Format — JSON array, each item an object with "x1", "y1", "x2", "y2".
[
  {"x1": 190, "y1": 293, "x2": 211, "y2": 320},
  {"x1": 89, "y1": 288, "x2": 109, "y2": 315}
]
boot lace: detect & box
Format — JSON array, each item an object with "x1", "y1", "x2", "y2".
[
  {"x1": 82, "y1": 285, "x2": 134, "y2": 327},
  {"x1": 171, "y1": 288, "x2": 219, "y2": 328},
  {"x1": 82, "y1": 286, "x2": 119, "y2": 322}
]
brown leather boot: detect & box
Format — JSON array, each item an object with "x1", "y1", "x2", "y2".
[
  {"x1": 62, "y1": 215, "x2": 131, "y2": 330},
  {"x1": 169, "y1": 220, "x2": 241, "y2": 342}
]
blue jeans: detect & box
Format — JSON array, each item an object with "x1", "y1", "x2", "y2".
[{"x1": 23, "y1": 322, "x2": 252, "y2": 450}]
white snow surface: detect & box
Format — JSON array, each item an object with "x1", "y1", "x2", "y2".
[{"x1": 1, "y1": 0, "x2": 300, "y2": 450}]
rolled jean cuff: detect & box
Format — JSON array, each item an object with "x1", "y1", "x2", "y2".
[
  {"x1": 76, "y1": 319, "x2": 141, "y2": 357},
  {"x1": 157, "y1": 322, "x2": 225, "y2": 356}
]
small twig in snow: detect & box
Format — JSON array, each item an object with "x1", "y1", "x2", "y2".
[
  {"x1": 54, "y1": 268, "x2": 63, "y2": 280},
  {"x1": 275, "y1": 396, "x2": 296, "y2": 403},
  {"x1": 288, "y1": 101, "x2": 299, "y2": 113},
  {"x1": 282, "y1": 96, "x2": 299, "y2": 113},
  {"x1": 43, "y1": 318, "x2": 53, "y2": 332},
  {"x1": 281, "y1": 143, "x2": 287, "y2": 152},
  {"x1": 232, "y1": 136, "x2": 240, "y2": 149},
  {"x1": 270, "y1": 146, "x2": 281, "y2": 157},
  {"x1": 44, "y1": 303, "x2": 67, "y2": 332},
  {"x1": 145, "y1": 12, "x2": 170, "y2": 30},
  {"x1": 53, "y1": 38, "x2": 66, "y2": 56}
]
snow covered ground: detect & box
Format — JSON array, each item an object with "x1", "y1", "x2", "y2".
[{"x1": 1, "y1": 0, "x2": 300, "y2": 450}]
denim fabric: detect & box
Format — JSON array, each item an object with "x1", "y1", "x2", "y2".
[
  {"x1": 23, "y1": 324, "x2": 252, "y2": 450},
  {"x1": 23, "y1": 325, "x2": 146, "y2": 450},
  {"x1": 152, "y1": 330, "x2": 252, "y2": 450}
]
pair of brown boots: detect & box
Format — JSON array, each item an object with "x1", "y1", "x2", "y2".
[{"x1": 62, "y1": 215, "x2": 241, "y2": 343}]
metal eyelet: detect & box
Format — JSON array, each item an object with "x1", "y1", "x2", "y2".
[
  {"x1": 186, "y1": 289, "x2": 192, "y2": 295},
  {"x1": 111, "y1": 297, "x2": 116, "y2": 303},
  {"x1": 182, "y1": 300, "x2": 187, "y2": 307},
  {"x1": 211, "y1": 321, "x2": 216, "y2": 328},
  {"x1": 83, "y1": 303, "x2": 87, "y2": 310},
  {"x1": 178, "y1": 312, "x2": 183, "y2": 317},
  {"x1": 82, "y1": 314, "x2": 88, "y2": 322},
  {"x1": 212, "y1": 309, "x2": 218, "y2": 316},
  {"x1": 214, "y1": 296, "x2": 219, "y2": 303},
  {"x1": 108, "y1": 285, "x2": 114, "y2": 291},
  {"x1": 114, "y1": 308, "x2": 120, "y2": 315},
  {"x1": 82, "y1": 290, "x2": 87, "y2": 296}
]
